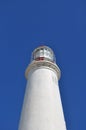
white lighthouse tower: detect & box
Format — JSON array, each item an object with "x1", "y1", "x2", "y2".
[{"x1": 18, "y1": 46, "x2": 67, "y2": 130}]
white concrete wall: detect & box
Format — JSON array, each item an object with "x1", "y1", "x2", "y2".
[{"x1": 19, "y1": 67, "x2": 66, "y2": 130}]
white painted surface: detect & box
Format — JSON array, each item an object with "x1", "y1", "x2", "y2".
[{"x1": 19, "y1": 68, "x2": 66, "y2": 130}]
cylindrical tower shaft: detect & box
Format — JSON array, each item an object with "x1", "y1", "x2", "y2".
[{"x1": 18, "y1": 46, "x2": 67, "y2": 130}]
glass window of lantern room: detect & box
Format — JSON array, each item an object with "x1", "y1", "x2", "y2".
[{"x1": 40, "y1": 49, "x2": 44, "y2": 57}]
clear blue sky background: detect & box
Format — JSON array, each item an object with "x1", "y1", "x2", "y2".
[{"x1": 0, "y1": 0, "x2": 86, "y2": 130}]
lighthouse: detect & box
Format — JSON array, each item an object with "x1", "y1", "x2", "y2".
[{"x1": 18, "y1": 46, "x2": 67, "y2": 130}]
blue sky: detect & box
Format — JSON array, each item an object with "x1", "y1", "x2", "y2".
[{"x1": 0, "y1": 0, "x2": 86, "y2": 129}]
